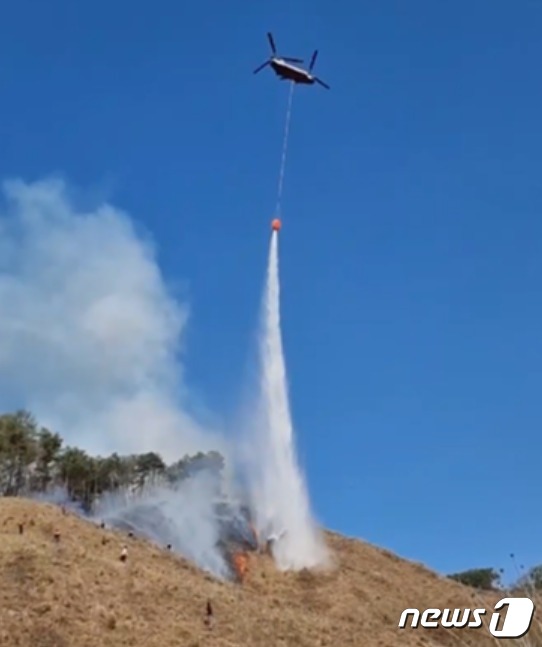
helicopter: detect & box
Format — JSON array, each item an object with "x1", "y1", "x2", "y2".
[{"x1": 253, "y1": 33, "x2": 330, "y2": 90}]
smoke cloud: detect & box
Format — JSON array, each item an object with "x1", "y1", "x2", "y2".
[
  {"x1": 94, "y1": 470, "x2": 233, "y2": 579},
  {"x1": 0, "y1": 176, "x2": 328, "y2": 578},
  {"x1": 0, "y1": 177, "x2": 223, "y2": 460}
]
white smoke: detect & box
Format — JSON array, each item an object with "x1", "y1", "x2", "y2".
[
  {"x1": 94, "y1": 471, "x2": 233, "y2": 579},
  {"x1": 244, "y1": 232, "x2": 330, "y2": 570},
  {"x1": 0, "y1": 177, "x2": 224, "y2": 460},
  {"x1": 0, "y1": 176, "x2": 327, "y2": 577},
  {"x1": 30, "y1": 477, "x2": 238, "y2": 580}
]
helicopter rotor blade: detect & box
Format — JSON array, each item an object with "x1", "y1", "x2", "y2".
[
  {"x1": 282, "y1": 57, "x2": 304, "y2": 63},
  {"x1": 309, "y1": 50, "x2": 318, "y2": 71},
  {"x1": 253, "y1": 61, "x2": 270, "y2": 74},
  {"x1": 267, "y1": 32, "x2": 276, "y2": 54},
  {"x1": 315, "y1": 77, "x2": 330, "y2": 89}
]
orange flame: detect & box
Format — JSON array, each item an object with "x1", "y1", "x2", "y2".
[{"x1": 232, "y1": 551, "x2": 249, "y2": 582}]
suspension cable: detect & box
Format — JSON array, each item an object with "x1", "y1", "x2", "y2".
[{"x1": 274, "y1": 81, "x2": 295, "y2": 218}]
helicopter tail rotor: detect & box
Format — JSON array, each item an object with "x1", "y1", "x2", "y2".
[
  {"x1": 266, "y1": 33, "x2": 303, "y2": 62},
  {"x1": 253, "y1": 61, "x2": 270, "y2": 74},
  {"x1": 314, "y1": 77, "x2": 330, "y2": 89},
  {"x1": 308, "y1": 49, "x2": 329, "y2": 88}
]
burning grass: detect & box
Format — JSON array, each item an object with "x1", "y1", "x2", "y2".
[{"x1": 0, "y1": 497, "x2": 540, "y2": 647}]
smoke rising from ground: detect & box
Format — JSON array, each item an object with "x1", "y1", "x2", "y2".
[
  {"x1": 31, "y1": 476, "x2": 239, "y2": 580},
  {"x1": 244, "y1": 232, "x2": 329, "y2": 570},
  {"x1": 0, "y1": 176, "x2": 235, "y2": 576},
  {"x1": 94, "y1": 471, "x2": 233, "y2": 579},
  {"x1": 0, "y1": 178, "x2": 223, "y2": 460},
  {"x1": 0, "y1": 177, "x2": 328, "y2": 577}
]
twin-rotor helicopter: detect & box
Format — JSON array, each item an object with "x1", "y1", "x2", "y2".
[{"x1": 253, "y1": 32, "x2": 330, "y2": 90}]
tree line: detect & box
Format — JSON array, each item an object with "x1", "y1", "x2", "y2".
[
  {"x1": 0, "y1": 409, "x2": 224, "y2": 511},
  {"x1": 3, "y1": 409, "x2": 539, "y2": 589}
]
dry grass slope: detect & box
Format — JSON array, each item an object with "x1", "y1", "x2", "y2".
[{"x1": 0, "y1": 498, "x2": 539, "y2": 647}]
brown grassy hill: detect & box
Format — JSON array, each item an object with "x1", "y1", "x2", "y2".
[{"x1": 0, "y1": 497, "x2": 539, "y2": 647}]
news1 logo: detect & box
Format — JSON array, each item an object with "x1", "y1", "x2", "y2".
[{"x1": 398, "y1": 597, "x2": 535, "y2": 639}]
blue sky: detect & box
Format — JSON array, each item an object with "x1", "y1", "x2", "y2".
[{"x1": 1, "y1": 0, "x2": 542, "y2": 580}]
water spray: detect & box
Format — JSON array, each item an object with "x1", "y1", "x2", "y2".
[{"x1": 251, "y1": 230, "x2": 328, "y2": 570}]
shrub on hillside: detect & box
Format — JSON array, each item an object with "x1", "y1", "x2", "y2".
[{"x1": 448, "y1": 568, "x2": 501, "y2": 590}]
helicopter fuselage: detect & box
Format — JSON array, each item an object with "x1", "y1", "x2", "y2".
[{"x1": 270, "y1": 58, "x2": 315, "y2": 85}]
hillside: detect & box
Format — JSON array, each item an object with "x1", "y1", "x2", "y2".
[{"x1": 0, "y1": 497, "x2": 538, "y2": 647}]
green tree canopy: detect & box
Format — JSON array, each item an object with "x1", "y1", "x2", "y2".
[
  {"x1": 0, "y1": 409, "x2": 225, "y2": 511},
  {"x1": 448, "y1": 567, "x2": 501, "y2": 590}
]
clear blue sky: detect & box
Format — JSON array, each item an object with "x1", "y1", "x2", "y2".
[{"x1": 1, "y1": 0, "x2": 542, "y2": 580}]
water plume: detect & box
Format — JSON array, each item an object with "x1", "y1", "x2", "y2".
[{"x1": 247, "y1": 231, "x2": 329, "y2": 570}]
